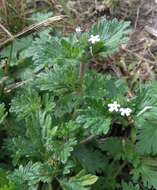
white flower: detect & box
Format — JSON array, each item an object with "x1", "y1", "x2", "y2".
[
  {"x1": 75, "y1": 26, "x2": 82, "y2": 33},
  {"x1": 119, "y1": 108, "x2": 132, "y2": 116},
  {"x1": 88, "y1": 34, "x2": 100, "y2": 44},
  {"x1": 108, "y1": 101, "x2": 120, "y2": 112}
]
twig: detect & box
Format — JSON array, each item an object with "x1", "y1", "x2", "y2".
[
  {"x1": 80, "y1": 135, "x2": 96, "y2": 145},
  {"x1": 113, "y1": 161, "x2": 127, "y2": 179},
  {"x1": 4, "y1": 78, "x2": 33, "y2": 93},
  {"x1": 134, "y1": 5, "x2": 141, "y2": 30},
  {"x1": 94, "y1": 0, "x2": 98, "y2": 7},
  {"x1": 123, "y1": 48, "x2": 156, "y2": 64},
  {"x1": 0, "y1": 15, "x2": 67, "y2": 48},
  {"x1": 145, "y1": 26, "x2": 157, "y2": 38},
  {"x1": 144, "y1": 5, "x2": 157, "y2": 16}
]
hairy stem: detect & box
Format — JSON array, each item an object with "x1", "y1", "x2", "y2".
[
  {"x1": 77, "y1": 63, "x2": 87, "y2": 95},
  {"x1": 79, "y1": 63, "x2": 86, "y2": 83}
]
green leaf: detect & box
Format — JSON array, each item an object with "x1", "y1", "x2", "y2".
[
  {"x1": 134, "y1": 82, "x2": 157, "y2": 155},
  {"x1": 0, "y1": 168, "x2": 8, "y2": 187},
  {"x1": 76, "y1": 107, "x2": 111, "y2": 135},
  {"x1": 0, "y1": 37, "x2": 32, "y2": 66},
  {"x1": 54, "y1": 138, "x2": 77, "y2": 164},
  {"x1": 60, "y1": 170, "x2": 98, "y2": 190},
  {"x1": 72, "y1": 170, "x2": 98, "y2": 186},
  {"x1": 36, "y1": 65, "x2": 78, "y2": 93},
  {"x1": 99, "y1": 137, "x2": 124, "y2": 159},
  {"x1": 9, "y1": 162, "x2": 39, "y2": 189},
  {"x1": 84, "y1": 71, "x2": 107, "y2": 100},
  {"x1": 122, "y1": 182, "x2": 140, "y2": 190},
  {"x1": 0, "y1": 103, "x2": 7, "y2": 124},
  {"x1": 136, "y1": 120, "x2": 157, "y2": 155},
  {"x1": 22, "y1": 32, "x2": 81, "y2": 70},
  {"x1": 104, "y1": 77, "x2": 129, "y2": 99},
  {"x1": 10, "y1": 88, "x2": 41, "y2": 119},
  {"x1": 21, "y1": 32, "x2": 62, "y2": 68},
  {"x1": 9, "y1": 162, "x2": 53, "y2": 189},
  {"x1": 89, "y1": 19, "x2": 130, "y2": 56},
  {"x1": 134, "y1": 81, "x2": 157, "y2": 117},
  {"x1": 61, "y1": 36, "x2": 84, "y2": 59},
  {"x1": 0, "y1": 184, "x2": 15, "y2": 190},
  {"x1": 73, "y1": 145, "x2": 107, "y2": 173},
  {"x1": 133, "y1": 158, "x2": 157, "y2": 189},
  {"x1": 30, "y1": 12, "x2": 53, "y2": 23}
]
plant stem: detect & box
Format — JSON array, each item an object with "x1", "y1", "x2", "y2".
[
  {"x1": 77, "y1": 63, "x2": 87, "y2": 95},
  {"x1": 113, "y1": 161, "x2": 127, "y2": 179},
  {"x1": 79, "y1": 63, "x2": 86, "y2": 83},
  {"x1": 48, "y1": 183, "x2": 52, "y2": 190},
  {"x1": 80, "y1": 135, "x2": 96, "y2": 145}
]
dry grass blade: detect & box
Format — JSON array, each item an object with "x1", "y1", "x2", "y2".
[
  {"x1": 123, "y1": 48, "x2": 156, "y2": 65},
  {"x1": 145, "y1": 26, "x2": 157, "y2": 38},
  {"x1": 0, "y1": 15, "x2": 67, "y2": 48},
  {"x1": 0, "y1": 23, "x2": 13, "y2": 38}
]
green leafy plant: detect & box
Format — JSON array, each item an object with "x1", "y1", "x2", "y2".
[{"x1": 1, "y1": 17, "x2": 157, "y2": 190}]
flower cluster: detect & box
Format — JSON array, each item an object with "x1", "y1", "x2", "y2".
[{"x1": 107, "y1": 101, "x2": 132, "y2": 117}]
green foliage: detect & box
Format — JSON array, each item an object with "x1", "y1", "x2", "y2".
[
  {"x1": 136, "y1": 120, "x2": 157, "y2": 155},
  {"x1": 9, "y1": 162, "x2": 53, "y2": 190},
  {"x1": 2, "y1": 17, "x2": 157, "y2": 190},
  {"x1": 0, "y1": 103, "x2": 7, "y2": 124},
  {"x1": 98, "y1": 137, "x2": 138, "y2": 162},
  {"x1": 21, "y1": 31, "x2": 61, "y2": 68},
  {"x1": 89, "y1": 19, "x2": 130, "y2": 56},
  {"x1": 35, "y1": 64, "x2": 78, "y2": 93},
  {"x1": 0, "y1": 169, "x2": 15, "y2": 190},
  {"x1": 134, "y1": 82, "x2": 157, "y2": 155},
  {"x1": 132, "y1": 158, "x2": 157, "y2": 189},
  {"x1": 21, "y1": 31, "x2": 82, "y2": 71},
  {"x1": 0, "y1": 168, "x2": 8, "y2": 186},
  {"x1": 10, "y1": 88, "x2": 41, "y2": 120},
  {"x1": 73, "y1": 145, "x2": 106, "y2": 173},
  {"x1": 30, "y1": 12, "x2": 53, "y2": 23},
  {"x1": 0, "y1": 37, "x2": 32, "y2": 66},
  {"x1": 60, "y1": 170, "x2": 98, "y2": 190},
  {"x1": 122, "y1": 182, "x2": 140, "y2": 190},
  {"x1": 76, "y1": 109, "x2": 111, "y2": 135}
]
